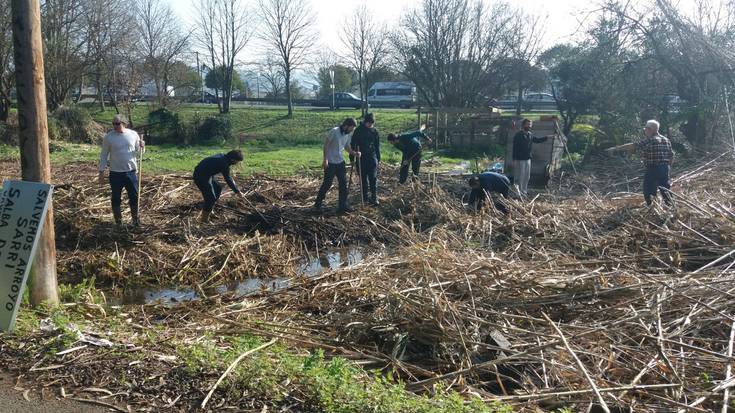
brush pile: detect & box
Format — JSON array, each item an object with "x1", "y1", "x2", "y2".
[{"x1": 0, "y1": 153, "x2": 733, "y2": 411}]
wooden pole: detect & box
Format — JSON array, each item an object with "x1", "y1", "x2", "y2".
[{"x1": 11, "y1": 0, "x2": 59, "y2": 306}]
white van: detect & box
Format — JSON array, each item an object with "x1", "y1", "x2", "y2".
[{"x1": 367, "y1": 81, "x2": 416, "y2": 108}]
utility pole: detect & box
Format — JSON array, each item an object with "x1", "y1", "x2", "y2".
[
  {"x1": 196, "y1": 51, "x2": 204, "y2": 103},
  {"x1": 330, "y1": 68, "x2": 335, "y2": 110},
  {"x1": 11, "y1": 0, "x2": 59, "y2": 307}
]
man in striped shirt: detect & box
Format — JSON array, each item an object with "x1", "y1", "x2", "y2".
[{"x1": 607, "y1": 119, "x2": 674, "y2": 206}]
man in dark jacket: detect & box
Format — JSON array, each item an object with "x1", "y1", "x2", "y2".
[
  {"x1": 512, "y1": 119, "x2": 551, "y2": 197},
  {"x1": 193, "y1": 150, "x2": 245, "y2": 222},
  {"x1": 468, "y1": 172, "x2": 511, "y2": 214},
  {"x1": 387, "y1": 125, "x2": 432, "y2": 184},
  {"x1": 350, "y1": 113, "x2": 380, "y2": 205}
]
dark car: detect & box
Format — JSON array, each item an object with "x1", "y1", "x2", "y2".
[{"x1": 312, "y1": 92, "x2": 366, "y2": 109}]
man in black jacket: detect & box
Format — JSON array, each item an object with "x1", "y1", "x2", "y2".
[
  {"x1": 350, "y1": 113, "x2": 380, "y2": 205},
  {"x1": 512, "y1": 119, "x2": 552, "y2": 197},
  {"x1": 193, "y1": 150, "x2": 245, "y2": 222}
]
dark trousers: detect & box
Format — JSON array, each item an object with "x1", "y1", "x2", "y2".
[
  {"x1": 194, "y1": 174, "x2": 222, "y2": 212},
  {"x1": 315, "y1": 162, "x2": 348, "y2": 209},
  {"x1": 358, "y1": 157, "x2": 378, "y2": 201},
  {"x1": 643, "y1": 164, "x2": 672, "y2": 205},
  {"x1": 471, "y1": 188, "x2": 508, "y2": 214},
  {"x1": 109, "y1": 170, "x2": 139, "y2": 215},
  {"x1": 399, "y1": 150, "x2": 421, "y2": 184}
]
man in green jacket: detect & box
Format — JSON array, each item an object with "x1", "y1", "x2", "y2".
[{"x1": 387, "y1": 125, "x2": 432, "y2": 184}]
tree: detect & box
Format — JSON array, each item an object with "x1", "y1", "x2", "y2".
[
  {"x1": 205, "y1": 66, "x2": 245, "y2": 92},
  {"x1": 258, "y1": 0, "x2": 316, "y2": 117},
  {"x1": 0, "y1": 0, "x2": 13, "y2": 122},
  {"x1": 83, "y1": 0, "x2": 133, "y2": 112},
  {"x1": 135, "y1": 0, "x2": 190, "y2": 107},
  {"x1": 259, "y1": 53, "x2": 285, "y2": 99},
  {"x1": 169, "y1": 61, "x2": 202, "y2": 101},
  {"x1": 41, "y1": 0, "x2": 89, "y2": 110},
  {"x1": 598, "y1": 0, "x2": 735, "y2": 147},
  {"x1": 392, "y1": 0, "x2": 521, "y2": 108},
  {"x1": 340, "y1": 3, "x2": 388, "y2": 116},
  {"x1": 316, "y1": 64, "x2": 353, "y2": 99},
  {"x1": 195, "y1": 0, "x2": 254, "y2": 114}
]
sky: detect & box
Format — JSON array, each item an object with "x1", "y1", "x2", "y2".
[{"x1": 166, "y1": 0, "x2": 600, "y2": 56}]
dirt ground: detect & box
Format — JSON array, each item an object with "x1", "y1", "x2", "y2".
[{"x1": 0, "y1": 373, "x2": 107, "y2": 412}]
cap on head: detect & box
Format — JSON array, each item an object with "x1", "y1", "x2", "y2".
[
  {"x1": 387, "y1": 133, "x2": 397, "y2": 141},
  {"x1": 468, "y1": 177, "x2": 479, "y2": 187},
  {"x1": 364, "y1": 113, "x2": 375, "y2": 124},
  {"x1": 112, "y1": 114, "x2": 128, "y2": 125}
]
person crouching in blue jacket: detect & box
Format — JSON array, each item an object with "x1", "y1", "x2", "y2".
[
  {"x1": 193, "y1": 150, "x2": 245, "y2": 222},
  {"x1": 468, "y1": 172, "x2": 511, "y2": 214}
]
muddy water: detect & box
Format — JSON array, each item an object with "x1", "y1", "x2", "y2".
[{"x1": 109, "y1": 247, "x2": 366, "y2": 305}]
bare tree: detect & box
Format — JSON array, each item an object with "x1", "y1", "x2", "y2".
[
  {"x1": 0, "y1": 0, "x2": 13, "y2": 122},
  {"x1": 393, "y1": 0, "x2": 520, "y2": 108},
  {"x1": 84, "y1": 0, "x2": 134, "y2": 112},
  {"x1": 259, "y1": 53, "x2": 286, "y2": 99},
  {"x1": 195, "y1": 0, "x2": 254, "y2": 114},
  {"x1": 340, "y1": 3, "x2": 389, "y2": 116},
  {"x1": 258, "y1": 0, "x2": 316, "y2": 117},
  {"x1": 135, "y1": 0, "x2": 190, "y2": 107},
  {"x1": 41, "y1": 0, "x2": 89, "y2": 110}
]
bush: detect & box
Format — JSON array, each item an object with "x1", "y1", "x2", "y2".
[
  {"x1": 197, "y1": 115, "x2": 232, "y2": 144},
  {"x1": 146, "y1": 108, "x2": 181, "y2": 145},
  {"x1": 0, "y1": 113, "x2": 18, "y2": 145},
  {"x1": 52, "y1": 106, "x2": 104, "y2": 143}
]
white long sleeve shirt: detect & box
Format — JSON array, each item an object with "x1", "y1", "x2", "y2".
[{"x1": 99, "y1": 129, "x2": 143, "y2": 172}]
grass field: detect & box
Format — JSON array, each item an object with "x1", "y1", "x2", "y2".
[
  {"x1": 1, "y1": 104, "x2": 565, "y2": 175},
  {"x1": 1, "y1": 105, "x2": 477, "y2": 175}
]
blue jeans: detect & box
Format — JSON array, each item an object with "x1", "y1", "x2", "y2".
[
  {"x1": 643, "y1": 164, "x2": 672, "y2": 205},
  {"x1": 109, "y1": 170, "x2": 139, "y2": 214}
]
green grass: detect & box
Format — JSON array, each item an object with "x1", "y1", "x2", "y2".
[
  {"x1": 2, "y1": 105, "x2": 567, "y2": 176},
  {"x1": 7, "y1": 302, "x2": 512, "y2": 413}
]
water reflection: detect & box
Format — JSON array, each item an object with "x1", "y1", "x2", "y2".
[{"x1": 109, "y1": 247, "x2": 365, "y2": 305}]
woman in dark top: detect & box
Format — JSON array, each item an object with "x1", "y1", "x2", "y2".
[{"x1": 193, "y1": 150, "x2": 245, "y2": 222}]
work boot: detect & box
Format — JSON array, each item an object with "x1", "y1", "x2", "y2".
[
  {"x1": 132, "y1": 213, "x2": 141, "y2": 227},
  {"x1": 336, "y1": 205, "x2": 353, "y2": 215},
  {"x1": 370, "y1": 193, "x2": 379, "y2": 206},
  {"x1": 112, "y1": 206, "x2": 123, "y2": 227},
  {"x1": 199, "y1": 210, "x2": 211, "y2": 223}
]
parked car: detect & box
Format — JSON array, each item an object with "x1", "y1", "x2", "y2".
[
  {"x1": 312, "y1": 92, "x2": 366, "y2": 109},
  {"x1": 522, "y1": 92, "x2": 557, "y2": 110},
  {"x1": 495, "y1": 95, "x2": 519, "y2": 109}
]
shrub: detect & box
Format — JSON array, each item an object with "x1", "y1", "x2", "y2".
[
  {"x1": 197, "y1": 115, "x2": 232, "y2": 144},
  {"x1": 0, "y1": 113, "x2": 19, "y2": 145},
  {"x1": 146, "y1": 108, "x2": 181, "y2": 145},
  {"x1": 52, "y1": 106, "x2": 104, "y2": 143}
]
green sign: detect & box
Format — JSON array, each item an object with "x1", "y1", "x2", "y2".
[{"x1": 0, "y1": 180, "x2": 53, "y2": 331}]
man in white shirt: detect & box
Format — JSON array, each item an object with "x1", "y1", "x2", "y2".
[
  {"x1": 99, "y1": 114, "x2": 145, "y2": 226},
  {"x1": 314, "y1": 118, "x2": 359, "y2": 214}
]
